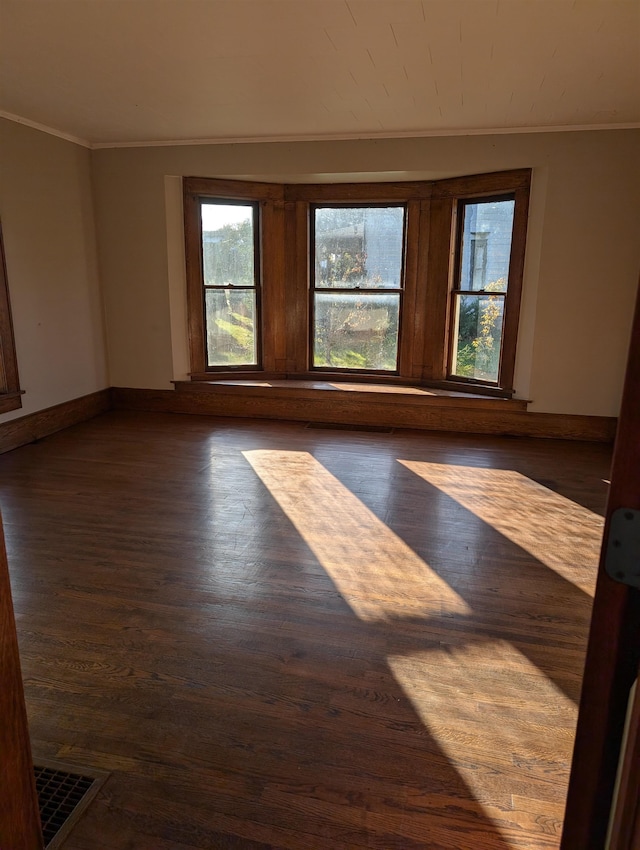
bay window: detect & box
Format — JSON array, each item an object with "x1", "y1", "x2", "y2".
[{"x1": 184, "y1": 169, "x2": 530, "y2": 396}]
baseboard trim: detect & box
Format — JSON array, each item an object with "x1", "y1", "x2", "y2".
[
  {"x1": 0, "y1": 386, "x2": 615, "y2": 452},
  {"x1": 111, "y1": 386, "x2": 617, "y2": 442},
  {"x1": 0, "y1": 389, "x2": 112, "y2": 455}
]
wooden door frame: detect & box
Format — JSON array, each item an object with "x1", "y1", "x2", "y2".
[
  {"x1": 0, "y1": 513, "x2": 43, "y2": 849},
  {"x1": 561, "y1": 279, "x2": 640, "y2": 849},
  {"x1": 607, "y1": 677, "x2": 640, "y2": 847}
]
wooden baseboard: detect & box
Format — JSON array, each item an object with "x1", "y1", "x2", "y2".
[
  {"x1": 111, "y1": 385, "x2": 618, "y2": 442},
  {"x1": 0, "y1": 385, "x2": 615, "y2": 457},
  {"x1": 0, "y1": 389, "x2": 112, "y2": 455}
]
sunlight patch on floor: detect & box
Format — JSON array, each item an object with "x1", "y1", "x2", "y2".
[
  {"x1": 388, "y1": 641, "x2": 574, "y2": 844},
  {"x1": 243, "y1": 450, "x2": 470, "y2": 621},
  {"x1": 398, "y1": 461, "x2": 603, "y2": 596}
]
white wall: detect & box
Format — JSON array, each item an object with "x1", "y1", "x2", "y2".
[
  {"x1": 91, "y1": 129, "x2": 640, "y2": 417},
  {"x1": 1, "y1": 123, "x2": 637, "y2": 419},
  {"x1": 0, "y1": 119, "x2": 108, "y2": 422}
]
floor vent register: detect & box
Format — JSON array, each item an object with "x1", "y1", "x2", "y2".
[{"x1": 34, "y1": 762, "x2": 108, "y2": 848}]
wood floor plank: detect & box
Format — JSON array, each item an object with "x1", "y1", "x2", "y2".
[{"x1": 0, "y1": 411, "x2": 612, "y2": 849}]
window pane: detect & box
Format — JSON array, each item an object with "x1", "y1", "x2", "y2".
[
  {"x1": 201, "y1": 203, "x2": 254, "y2": 286},
  {"x1": 313, "y1": 292, "x2": 399, "y2": 371},
  {"x1": 315, "y1": 207, "x2": 404, "y2": 289},
  {"x1": 205, "y1": 289, "x2": 257, "y2": 366},
  {"x1": 460, "y1": 200, "x2": 514, "y2": 292},
  {"x1": 451, "y1": 293, "x2": 505, "y2": 383}
]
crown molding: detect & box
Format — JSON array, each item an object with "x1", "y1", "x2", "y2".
[
  {"x1": 2, "y1": 110, "x2": 638, "y2": 151},
  {"x1": 0, "y1": 111, "x2": 91, "y2": 148},
  {"x1": 90, "y1": 122, "x2": 640, "y2": 150}
]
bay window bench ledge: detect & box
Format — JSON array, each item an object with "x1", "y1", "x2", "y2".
[
  {"x1": 166, "y1": 379, "x2": 549, "y2": 437},
  {"x1": 110, "y1": 382, "x2": 615, "y2": 440},
  {"x1": 173, "y1": 377, "x2": 527, "y2": 411}
]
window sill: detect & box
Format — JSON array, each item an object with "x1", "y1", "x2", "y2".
[{"x1": 187, "y1": 372, "x2": 518, "y2": 400}]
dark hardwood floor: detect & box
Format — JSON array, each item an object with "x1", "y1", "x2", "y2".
[{"x1": 0, "y1": 411, "x2": 612, "y2": 849}]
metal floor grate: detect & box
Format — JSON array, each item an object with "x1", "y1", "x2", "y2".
[{"x1": 34, "y1": 762, "x2": 108, "y2": 849}]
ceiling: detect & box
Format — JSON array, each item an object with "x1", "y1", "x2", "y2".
[{"x1": 1, "y1": 0, "x2": 638, "y2": 148}]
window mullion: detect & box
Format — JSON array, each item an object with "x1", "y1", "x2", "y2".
[
  {"x1": 422, "y1": 196, "x2": 456, "y2": 382},
  {"x1": 260, "y1": 197, "x2": 285, "y2": 373},
  {"x1": 397, "y1": 199, "x2": 423, "y2": 380},
  {"x1": 285, "y1": 200, "x2": 310, "y2": 374},
  {"x1": 499, "y1": 185, "x2": 530, "y2": 394}
]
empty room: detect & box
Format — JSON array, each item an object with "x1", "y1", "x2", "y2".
[{"x1": 1, "y1": 2, "x2": 639, "y2": 849}]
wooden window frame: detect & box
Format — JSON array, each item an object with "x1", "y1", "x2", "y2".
[
  {"x1": 0, "y1": 222, "x2": 22, "y2": 415},
  {"x1": 446, "y1": 193, "x2": 520, "y2": 390},
  {"x1": 200, "y1": 198, "x2": 263, "y2": 370},
  {"x1": 183, "y1": 169, "x2": 530, "y2": 396},
  {"x1": 309, "y1": 202, "x2": 408, "y2": 376}
]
